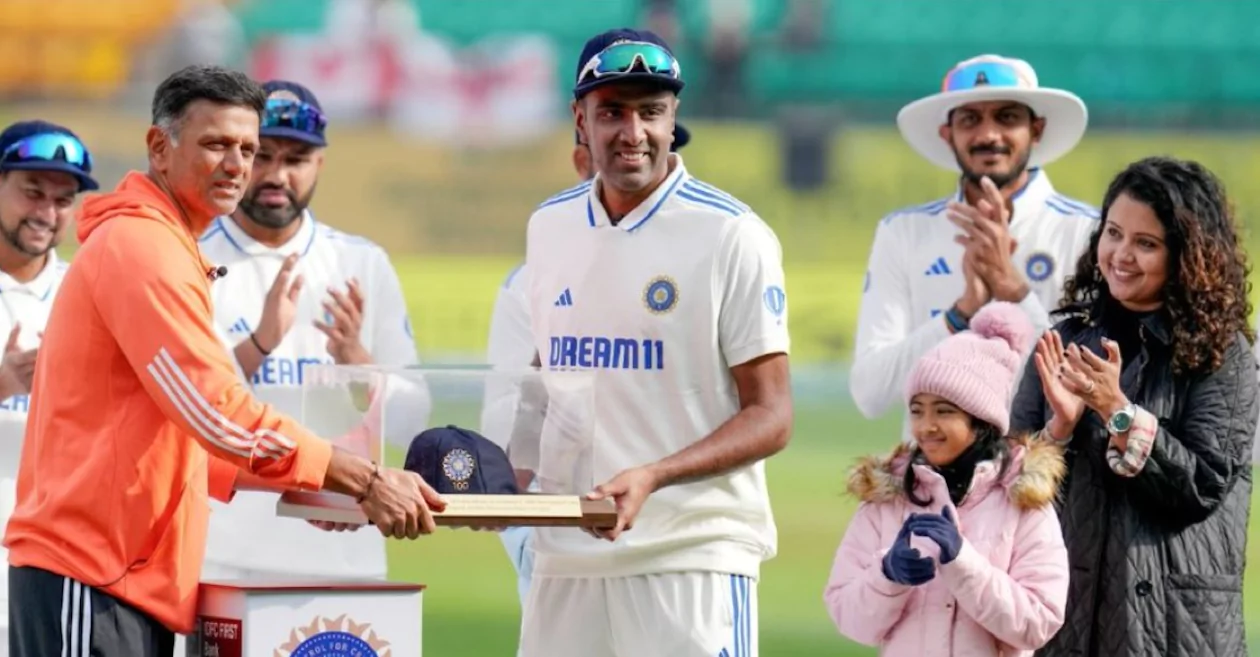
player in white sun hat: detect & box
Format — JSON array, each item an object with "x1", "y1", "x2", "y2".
[{"x1": 850, "y1": 54, "x2": 1100, "y2": 442}]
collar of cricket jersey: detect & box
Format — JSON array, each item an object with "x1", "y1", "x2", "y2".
[
  {"x1": 586, "y1": 153, "x2": 688, "y2": 232},
  {"x1": 216, "y1": 209, "x2": 319, "y2": 257},
  {"x1": 950, "y1": 167, "x2": 1057, "y2": 229},
  {"x1": 0, "y1": 250, "x2": 62, "y2": 300}
]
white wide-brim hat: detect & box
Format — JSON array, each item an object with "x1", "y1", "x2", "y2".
[{"x1": 896, "y1": 54, "x2": 1088, "y2": 172}]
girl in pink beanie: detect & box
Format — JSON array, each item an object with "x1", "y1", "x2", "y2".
[{"x1": 824, "y1": 302, "x2": 1070, "y2": 657}]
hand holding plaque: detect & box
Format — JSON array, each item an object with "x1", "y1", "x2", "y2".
[
  {"x1": 278, "y1": 425, "x2": 615, "y2": 531},
  {"x1": 402, "y1": 425, "x2": 616, "y2": 530}
]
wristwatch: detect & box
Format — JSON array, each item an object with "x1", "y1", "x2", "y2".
[{"x1": 1107, "y1": 403, "x2": 1137, "y2": 434}]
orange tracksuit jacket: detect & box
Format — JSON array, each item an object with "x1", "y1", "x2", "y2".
[{"x1": 3, "y1": 172, "x2": 334, "y2": 634}]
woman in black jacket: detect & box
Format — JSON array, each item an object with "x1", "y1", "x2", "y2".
[{"x1": 1010, "y1": 156, "x2": 1259, "y2": 657}]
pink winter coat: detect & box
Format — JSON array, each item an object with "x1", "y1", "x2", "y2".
[{"x1": 824, "y1": 435, "x2": 1070, "y2": 657}]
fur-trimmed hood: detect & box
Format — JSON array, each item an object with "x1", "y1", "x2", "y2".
[{"x1": 846, "y1": 433, "x2": 1066, "y2": 511}]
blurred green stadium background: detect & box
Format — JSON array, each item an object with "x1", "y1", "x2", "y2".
[{"x1": 7, "y1": 0, "x2": 1260, "y2": 654}]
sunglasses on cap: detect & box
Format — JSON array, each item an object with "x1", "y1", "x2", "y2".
[
  {"x1": 1, "y1": 132, "x2": 93, "y2": 172},
  {"x1": 941, "y1": 60, "x2": 1031, "y2": 93},
  {"x1": 262, "y1": 98, "x2": 327, "y2": 139},
  {"x1": 577, "y1": 41, "x2": 681, "y2": 86}
]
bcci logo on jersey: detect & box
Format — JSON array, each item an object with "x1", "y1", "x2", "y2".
[
  {"x1": 643, "y1": 275, "x2": 679, "y2": 314},
  {"x1": 548, "y1": 336, "x2": 665, "y2": 370},
  {"x1": 275, "y1": 615, "x2": 390, "y2": 657}
]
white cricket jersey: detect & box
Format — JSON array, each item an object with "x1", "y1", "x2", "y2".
[
  {"x1": 197, "y1": 211, "x2": 420, "y2": 578},
  {"x1": 850, "y1": 168, "x2": 1098, "y2": 439},
  {"x1": 480, "y1": 262, "x2": 533, "y2": 448},
  {"x1": 523, "y1": 154, "x2": 791, "y2": 580},
  {"x1": 0, "y1": 252, "x2": 68, "y2": 613},
  {"x1": 478, "y1": 261, "x2": 541, "y2": 605}
]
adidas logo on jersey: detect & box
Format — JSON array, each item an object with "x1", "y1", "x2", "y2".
[
  {"x1": 924, "y1": 257, "x2": 952, "y2": 276},
  {"x1": 554, "y1": 288, "x2": 574, "y2": 307},
  {"x1": 228, "y1": 318, "x2": 251, "y2": 334}
]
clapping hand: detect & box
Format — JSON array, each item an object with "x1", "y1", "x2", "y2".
[
  {"x1": 253, "y1": 253, "x2": 304, "y2": 353},
  {"x1": 0, "y1": 324, "x2": 37, "y2": 397},
  {"x1": 907, "y1": 507, "x2": 963, "y2": 565},
  {"x1": 882, "y1": 518, "x2": 937, "y2": 586},
  {"x1": 315, "y1": 278, "x2": 371, "y2": 365},
  {"x1": 1033, "y1": 330, "x2": 1086, "y2": 440},
  {"x1": 1060, "y1": 338, "x2": 1129, "y2": 417},
  {"x1": 947, "y1": 176, "x2": 1028, "y2": 303}
]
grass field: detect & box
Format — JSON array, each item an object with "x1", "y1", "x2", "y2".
[{"x1": 380, "y1": 396, "x2": 1260, "y2": 657}]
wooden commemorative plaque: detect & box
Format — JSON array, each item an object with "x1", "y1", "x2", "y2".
[{"x1": 276, "y1": 490, "x2": 618, "y2": 529}]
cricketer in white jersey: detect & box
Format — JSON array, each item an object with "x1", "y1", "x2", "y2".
[
  {"x1": 852, "y1": 54, "x2": 1098, "y2": 440},
  {"x1": 0, "y1": 119, "x2": 103, "y2": 657},
  {"x1": 480, "y1": 261, "x2": 537, "y2": 608},
  {"x1": 194, "y1": 80, "x2": 423, "y2": 584},
  {"x1": 515, "y1": 27, "x2": 792, "y2": 657},
  {"x1": 198, "y1": 209, "x2": 420, "y2": 576}
]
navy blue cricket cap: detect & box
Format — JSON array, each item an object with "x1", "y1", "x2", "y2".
[
  {"x1": 260, "y1": 80, "x2": 328, "y2": 148},
  {"x1": 0, "y1": 120, "x2": 99, "y2": 192},
  {"x1": 573, "y1": 28, "x2": 685, "y2": 100},
  {"x1": 404, "y1": 425, "x2": 519, "y2": 495},
  {"x1": 573, "y1": 121, "x2": 691, "y2": 151},
  {"x1": 673, "y1": 122, "x2": 691, "y2": 150}
]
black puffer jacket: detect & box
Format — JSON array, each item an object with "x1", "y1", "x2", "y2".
[{"x1": 1010, "y1": 307, "x2": 1259, "y2": 657}]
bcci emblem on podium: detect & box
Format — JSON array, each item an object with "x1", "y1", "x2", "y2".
[{"x1": 275, "y1": 615, "x2": 390, "y2": 657}]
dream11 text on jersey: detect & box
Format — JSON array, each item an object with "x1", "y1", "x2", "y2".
[{"x1": 548, "y1": 335, "x2": 665, "y2": 370}]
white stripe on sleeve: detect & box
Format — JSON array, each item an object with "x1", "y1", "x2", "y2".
[{"x1": 146, "y1": 347, "x2": 297, "y2": 461}]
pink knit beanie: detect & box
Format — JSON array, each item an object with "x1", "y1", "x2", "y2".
[{"x1": 904, "y1": 302, "x2": 1034, "y2": 434}]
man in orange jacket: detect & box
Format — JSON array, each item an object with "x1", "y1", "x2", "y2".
[{"x1": 3, "y1": 65, "x2": 446, "y2": 657}]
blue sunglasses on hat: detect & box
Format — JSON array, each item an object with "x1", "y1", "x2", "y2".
[{"x1": 0, "y1": 132, "x2": 98, "y2": 191}]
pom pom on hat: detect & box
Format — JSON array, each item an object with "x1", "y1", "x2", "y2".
[
  {"x1": 904, "y1": 302, "x2": 1034, "y2": 434},
  {"x1": 968, "y1": 302, "x2": 1035, "y2": 358}
]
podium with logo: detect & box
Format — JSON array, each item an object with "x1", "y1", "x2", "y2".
[
  {"x1": 189, "y1": 579, "x2": 422, "y2": 657},
  {"x1": 190, "y1": 365, "x2": 607, "y2": 656}
]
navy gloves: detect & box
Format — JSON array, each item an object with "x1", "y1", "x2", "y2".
[
  {"x1": 882, "y1": 520, "x2": 936, "y2": 586},
  {"x1": 908, "y1": 506, "x2": 963, "y2": 564},
  {"x1": 882, "y1": 506, "x2": 964, "y2": 586}
]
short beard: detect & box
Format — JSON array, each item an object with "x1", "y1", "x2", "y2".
[
  {"x1": 0, "y1": 216, "x2": 55, "y2": 258},
  {"x1": 238, "y1": 184, "x2": 315, "y2": 229},
  {"x1": 955, "y1": 147, "x2": 1031, "y2": 190}
]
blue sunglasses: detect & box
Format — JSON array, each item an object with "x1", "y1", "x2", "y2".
[
  {"x1": 1, "y1": 133, "x2": 93, "y2": 172},
  {"x1": 262, "y1": 99, "x2": 327, "y2": 139},
  {"x1": 941, "y1": 61, "x2": 1030, "y2": 93},
  {"x1": 577, "y1": 41, "x2": 681, "y2": 85}
]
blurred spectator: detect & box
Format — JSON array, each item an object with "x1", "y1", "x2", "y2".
[
  {"x1": 326, "y1": 0, "x2": 422, "y2": 51},
  {"x1": 165, "y1": 0, "x2": 246, "y2": 71},
  {"x1": 777, "y1": 0, "x2": 825, "y2": 51},
  {"x1": 701, "y1": 0, "x2": 751, "y2": 118},
  {"x1": 642, "y1": 0, "x2": 682, "y2": 49}
]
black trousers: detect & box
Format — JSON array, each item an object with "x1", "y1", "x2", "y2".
[{"x1": 9, "y1": 565, "x2": 174, "y2": 657}]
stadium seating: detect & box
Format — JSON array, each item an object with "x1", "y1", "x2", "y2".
[
  {"x1": 0, "y1": 0, "x2": 180, "y2": 98},
  {"x1": 15, "y1": 0, "x2": 1249, "y2": 109},
  {"x1": 213, "y1": 0, "x2": 1245, "y2": 115}
]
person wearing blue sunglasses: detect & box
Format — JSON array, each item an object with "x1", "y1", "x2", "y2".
[
  {"x1": 0, "y1": 119, "x2": 97, "y2": 657},
  {"x1": 512, "y1": 28, "x2": 792, "y2": 657},
  {"x1": 193, "y1": 78, "x2": 426, "y2": 631},
  {"x1": 850, "y1": 54, "x2": 1101, "y2": 444}
]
